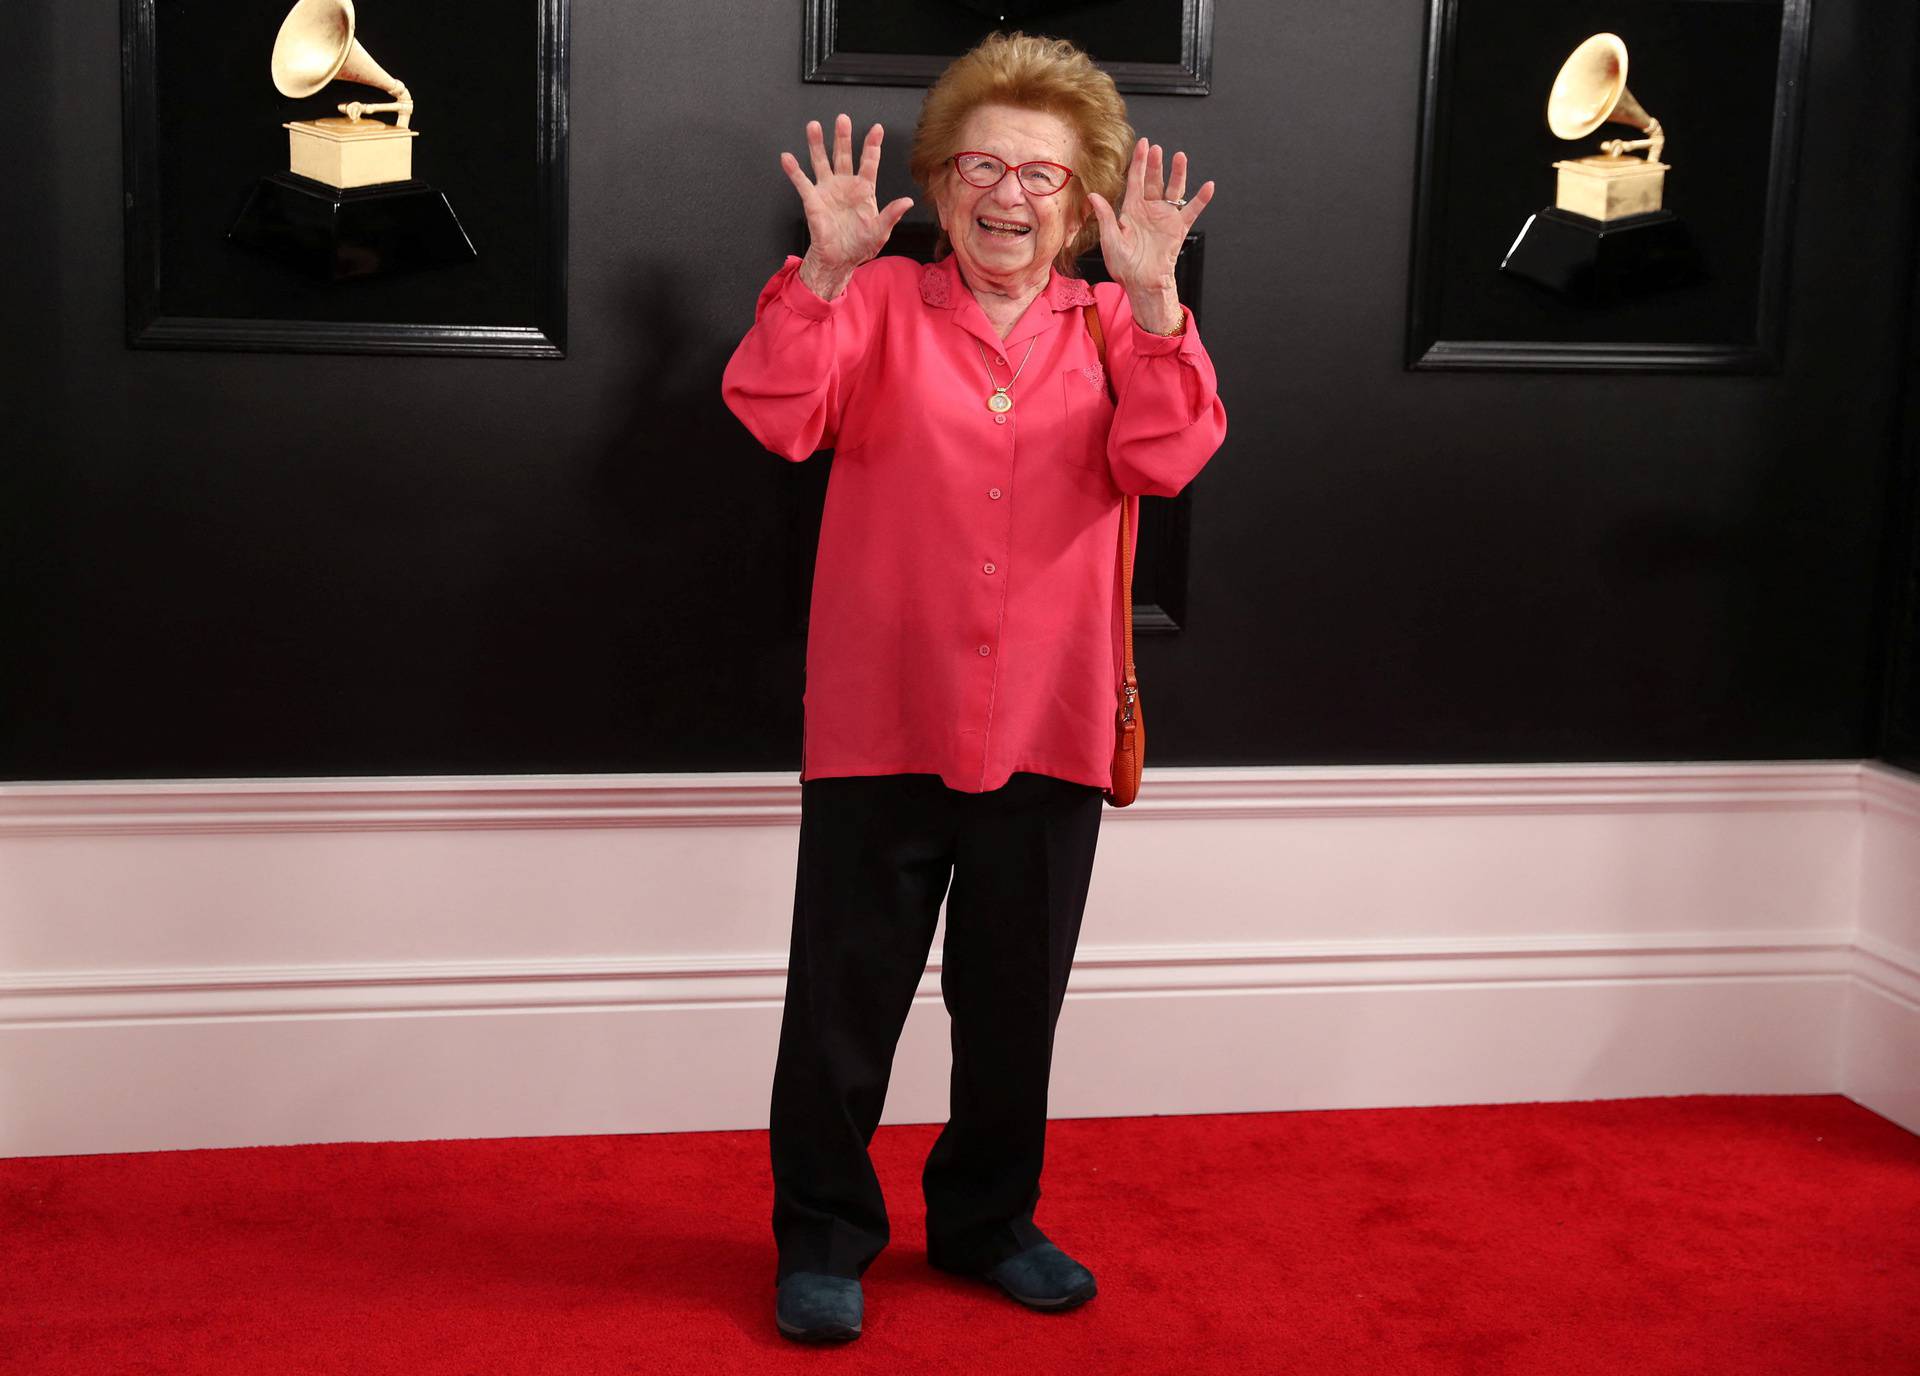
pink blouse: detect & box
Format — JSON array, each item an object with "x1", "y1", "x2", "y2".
[{"x1": 722, "y1": 251, "x2": 1227, "y2": 794}]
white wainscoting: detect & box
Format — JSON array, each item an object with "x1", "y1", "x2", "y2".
[{"x1": 1, "y1": 761, "x2": 1913, "y2": 1158}]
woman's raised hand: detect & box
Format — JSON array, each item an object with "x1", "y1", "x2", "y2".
[
  {"x1": 1084, "y1": 139, "x2": 1215, "y2": 332},
  {"x1": 782, "y1": 114, "x2": 914, "y2": 298}
]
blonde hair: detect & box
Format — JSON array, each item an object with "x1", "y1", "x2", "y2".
[{"x1": 908, "y1": 31, "x2": 1133, "y2": 274}]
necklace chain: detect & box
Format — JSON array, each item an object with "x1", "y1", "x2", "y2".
[{"x1": 974, "y1": 338, "x2": 1037, "y2": 413}]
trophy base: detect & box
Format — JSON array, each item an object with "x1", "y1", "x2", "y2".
[
  {"x1": 285, "y1": 118, "x2": 418, "y2": 189},
  {"x1": 228, "y1": 172, "x2": 477, "y2": 282},
  {"x1": 1552, "y1": 155, "x2": 1668, "y2": 221},
  {"x1": 1499, "y1": 206, "x2": 1699, "y2": 304}
]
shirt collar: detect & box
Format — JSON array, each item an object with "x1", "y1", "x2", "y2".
[
  {"x1": 919, "y1": 255, "x2": 1096, "y2": 351},
  {"x1": 918, "y1": 255, "x2": 1095, "y2": 310}
]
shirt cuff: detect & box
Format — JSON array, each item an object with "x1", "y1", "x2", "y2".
[
  {"x1": 1130, "y1": 304, "x2": 1197, "y2": 356},
  {"x1": 775, "y1": 254, "x2": 840, "y2": 321}
]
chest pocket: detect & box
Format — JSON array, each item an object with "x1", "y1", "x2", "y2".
[{"x1": 1058, "y1": 363, "x2": 1114, "y2": 471}]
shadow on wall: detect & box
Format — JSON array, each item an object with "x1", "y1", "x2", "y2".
[{"x1": 581, "y1": 261, "x2": 832, "y2": 756}]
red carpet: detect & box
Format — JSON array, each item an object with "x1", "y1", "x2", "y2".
[{"x1": 3, "y1": 1094, "x2": 1916, "y2": 1374}]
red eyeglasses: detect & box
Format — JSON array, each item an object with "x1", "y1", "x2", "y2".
[{"x1": 948, "y1": 152, "x2": 1076, "y2": 197}]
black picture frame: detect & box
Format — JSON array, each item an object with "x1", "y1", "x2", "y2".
[
  {"x1": 1406, "y1": 0, "x2": 1810, "y2": 373},
  {"x1": 788, "y1": 222, "x2": 1205, "y2": 635},
  {"x1": 121, "y1": 0, "x2": 569, "y2": 357},
  {"x1": 803, "y1": 0, "x2": 1213, "y2": 96}
]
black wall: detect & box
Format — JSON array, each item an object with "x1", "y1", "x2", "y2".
[
  {"x1": 5, "y1": 1, "x2": 1917, "y2": 782},
  {"x1": 1875, "y1": 97, "x2": 1920, "y2": 775}
]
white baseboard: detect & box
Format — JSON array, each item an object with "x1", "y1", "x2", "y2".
[{"x1": 1, "y1": 759, "x2": 1913, "y2": 1157}]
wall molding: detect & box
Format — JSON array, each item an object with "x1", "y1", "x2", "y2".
[
  {"x1": 0, "y1": 928, "x2": 1861, "y2": 1027},
  {"x1": 1861, "y1": 760, "x2": 1920, "y2": 824},
  {"x1": 0, "y1": 759, "x2": 1869, "y2": 836},
  {"x1": 1853, "y1": 930, "x2": 1920, "y2": 1007}
]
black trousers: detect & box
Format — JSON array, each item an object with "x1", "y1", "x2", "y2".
[{"x1": 769, "y1": 771, "x2": 1105, "y2": 1283}]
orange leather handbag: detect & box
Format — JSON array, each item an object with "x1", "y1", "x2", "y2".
[{"x1": 1083, "y1": 302, "x2": 1143, "y2": 807}]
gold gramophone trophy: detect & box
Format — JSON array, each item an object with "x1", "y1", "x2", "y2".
[
  {"x1": 228, "y1": 0, "x2": 475, "y2": 281},
  {"x1": 1499, "y1": 33, "x2": 1698, "y2": 302}
]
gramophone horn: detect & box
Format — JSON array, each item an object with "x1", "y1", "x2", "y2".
[
  {"x1": 1547, "y1": 32, "x2": 1656, "y2": 140},
  {"x1": 271, "y1": 0, "x2": 407, "y2": 113}
]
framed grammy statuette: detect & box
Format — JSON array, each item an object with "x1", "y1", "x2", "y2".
[
  {"x1": 122, "y1": 0, "x2": 569, "y2": 356},
  {"x1": 1406, "y1": 0, "x2": 1810, "y2": 372}
]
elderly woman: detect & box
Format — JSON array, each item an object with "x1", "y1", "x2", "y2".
[{"x1": 722, "y1": 31, "x2": 1225, "y2": 1343}]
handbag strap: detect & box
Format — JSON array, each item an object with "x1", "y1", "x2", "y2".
[{"x1": 1083, "y1": 302, "x2": 1138, "y2": 730}]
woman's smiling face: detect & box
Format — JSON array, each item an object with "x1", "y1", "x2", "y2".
[{"x1": 934, "y1": 103, "x2": 1086, "y2": 289}]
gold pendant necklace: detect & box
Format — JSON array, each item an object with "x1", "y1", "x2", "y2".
[{"x1": 975, "y1": 338, "x2": 1037, "y2": 413}]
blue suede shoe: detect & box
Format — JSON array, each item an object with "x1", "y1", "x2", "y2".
[
  {"x1": 775, "y1": 1272, "x2": 863, "y2": 1342},
  {"x1": 950, "y1": 1242, "x2": 1098, "y2": 1311}
]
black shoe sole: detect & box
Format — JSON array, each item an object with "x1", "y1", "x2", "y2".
[
  {"x1": 775, "y1": 1315, "x2": 861, "y2": 1342},
  {"x1": 928, "y1": 1256, "x2": 1098, "y2": 1312},
  {"x1": 991, "y1": 1277, "x2": 1096, "y2": 1311}
]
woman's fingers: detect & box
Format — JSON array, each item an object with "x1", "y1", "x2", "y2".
[
  {"x1": 1124, "y1": 136, "x2": 1148, "y2": 209},
  {"x1": 1085, "y1": 191, "x2": 1123, "y2": 244},
  {"x1": 1145, "y1": 143, "x2": 1165, "y2": 201},
  {"x1": 806, "y1": 119, "x2": 832, "y2": 183},
  {"x1": 1180, "y1": 179, "x2": 1217, "y2": 227},
  {"x1": 801, "y1": 115, "x2": 884, "y2": 186},
  {"x1": 832, "y1": 113, "x2": 855, "y2": 176},
  {"x1": 779, "y1": 150, "x2": 819, "y2": 205},
  {"x1": 857, "y1": 123, "x2": 885, "y2": 185},
  {"x1": 1165, "y1": 151, "x2": 1188, "y2": 205},
  {"x1": 878, "y1": 196, "x2": 915, "y2": 234}
]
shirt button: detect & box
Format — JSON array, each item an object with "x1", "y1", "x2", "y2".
[
  {"x1": 978, "y1": 644, "x2": 991, "y2": 656},
  {"x1": 993, "y1": 415, "x2": 1006, "y2": 425},
  {"x1": 989, "y1": 487, "x2": 1002, "y2": 499},
  {"x1": 983, "y1": 562, "x2": 996, "y2": 574},
  {"x1": 995, "y1": 355, "x2": 1007, "y2": 366}
]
